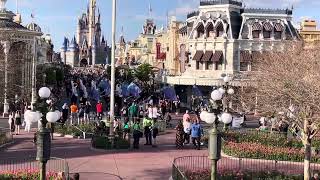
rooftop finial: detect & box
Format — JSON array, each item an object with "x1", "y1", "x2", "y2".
[
  {"x1": 148, "y1": 2, "x2": 152, "y2": 19},
  {"x1": 0, "y1": 0, "x2": 7, "y2": 11}
]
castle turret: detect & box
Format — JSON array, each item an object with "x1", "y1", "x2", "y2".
[
  {"x1": 92, "y1": 37, "x2": 97, "y2": 66},
  {"x1": 76, "y1": 17, "x2": 81, "y2": 45},
  {"x1": 88, "y1": 0, "x2": 96, "y2": 46},
  {"x1": 60, "y1": 37, "x2": 68, "y2": 64},
  {"x1": 68, "y1": 37, "x2": 79, "y2": 67}
]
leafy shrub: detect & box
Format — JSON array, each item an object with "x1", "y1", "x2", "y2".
[
  {"x1": 91, "y1": 136, "x2": 130, "y2": 150},
  {"x1": 184, "y1": 170, "x2": 304, "y2": 180},
  {"x1": 221, "y1": 130, "x2": 320, "y2": 162},
  {"x1": 0, "y1": 170, "x2": 59, "y2": 180}
]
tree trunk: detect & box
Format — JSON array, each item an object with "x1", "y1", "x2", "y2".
[{"x1": 304, "y1": 139, "x2": 311, "y2": 180}]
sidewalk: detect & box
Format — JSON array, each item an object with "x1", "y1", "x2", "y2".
[{"x1": 0, "y1": 129, "x2": 207, "y2": 180}]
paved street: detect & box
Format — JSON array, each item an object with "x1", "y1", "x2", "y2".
[{"x1": 0, "y1": 128, "x2": 207, "y2": 180}]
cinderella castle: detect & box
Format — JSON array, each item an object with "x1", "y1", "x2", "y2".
[{"x1": 60, "y1": 0, "x2": 110, "y2": 67}]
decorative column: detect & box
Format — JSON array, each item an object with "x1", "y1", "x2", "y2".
[
  {"x1": 31, "y1": 37, "x2": 37, "y2": 107},
  {"x1": 3, "y1": 41, "x2": 10, "y2": 117}
]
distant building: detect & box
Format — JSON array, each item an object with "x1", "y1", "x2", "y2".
[
  {"x1": 60, "y1": 0, "x2": 110, "y2": 67},
  {"x1": 299, "y1": 19, "x2": 320, "y2": 48},
  {"x1": 165, "y1": 0, "x2": 300, "y2": 107},
  {"x1": 121, "y1": 18, "x2": 157, "y2": 66},
  {"x1": 155, "y1": 16, "x2": 183, "y2": 75}
]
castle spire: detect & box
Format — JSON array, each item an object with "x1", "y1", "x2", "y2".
[{"x1": 148, "y1": 2, "x2": 152, "y2": 19}]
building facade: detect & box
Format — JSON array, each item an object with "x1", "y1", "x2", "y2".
[
  {"x1": 0, "y1": 0, "x2": 43, "y2": 112},
  {"x1": 60, "y1": 0, "x2": 110, "y2": 67},
  {"x1": 165, "y1": 0, "x2": 299, "y2": 106},
  {"x1": 118, "y1": 18, "x2": 157, "y2": 66},
  {"x1": 299, "y1": 19, "x2": 320, "y2": 48},
  {"x1": 154, "y1": 17, "x2": 183, "y2": 75}
]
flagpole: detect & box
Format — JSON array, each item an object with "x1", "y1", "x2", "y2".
[{"x1": 109, "y1": 0, "x2": 116, "y2": 146}]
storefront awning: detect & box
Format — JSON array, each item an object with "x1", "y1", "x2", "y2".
[
  {"x1": 202, "y1": 51, "x2": 213, "y2": 62},
  {"x1": 211, "y1": 51, "x2": 223, "y2": 62},
  {"x1": 192, "y1": 51, "x2": 204, "y2": 61}
]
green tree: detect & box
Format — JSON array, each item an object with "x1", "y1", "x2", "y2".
[{"x1": 133, "y1": 63, "x2": 154, "y2": 89}]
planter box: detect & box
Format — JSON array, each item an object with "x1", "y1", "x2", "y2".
[
  {"x1": 53, "y1": 133, "x2": 63, "y2": 137},
  {"x1": 64, "y1": 135, "x2": 75, "y2": 138}
]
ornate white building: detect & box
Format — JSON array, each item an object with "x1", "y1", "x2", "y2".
[
  {"x1": 60, "y1": 0, "x2": 110, "y2": 67},
  {"x1": 166, "y1": 0, "x2": 300, "y2": 105}
]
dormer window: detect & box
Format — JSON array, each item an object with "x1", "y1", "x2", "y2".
[
  {"x1": 216, "y1": 22, "x2": 224, "y2": 37},
  {"x1": 196, "y1": 24, "x2": 205, "y2": 38},
  {"x1": 206, "y1": 23, "x2": 214, "y2": 38},
  {"x1": 274, "y1": 23, "x2": 284, "y2": 40},
  {"x1": 263, "y1": 23, "x2": 272, "y2": 39},
  {"x1": 252, "y1": 22, "x2": 262, "y2": 39}
]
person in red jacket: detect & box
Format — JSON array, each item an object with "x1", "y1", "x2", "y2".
[{"x1": 96, "y1": 101, "x2": 103, "y2": 120}]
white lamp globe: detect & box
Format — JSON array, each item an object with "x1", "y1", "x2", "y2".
[
  {"x1": 205, "y1": 113, "x2": 216, "y2": 124},
  {"x1": 218, "y1": 88, "x2": 226, "y2": 95},
  {"x1": 227, "y1": 88, "x2": 235, "y2": 95},
  {"x1": 221, "y1": 112, "x2": 233, "y2": 124},
  {"x1": 223, "y1": 76, "x2": 231, "y2": 83},
  {"x1": 38, "y1": 87, "x2": 51, "y2": 99},
  {"x1": 211, "y1": 90, "x2": 223, "y2": 101},
  {"x1": 54, "y1": 110, "x2": 61, "y2": 120},
  {"x1": 29, "y1": 111, "x2": 41, "y2": 123},
  {"x1": 200, "y1": 111, "x2": 208, "y2": 122},
  {"x1": 46, "y1": 111, "x2": 59, "y2": 123}
]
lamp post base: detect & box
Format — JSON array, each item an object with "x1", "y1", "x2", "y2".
[
  {"x1": 211, "y1": 160, "x2": 217, "y2": 180},
  {"x1": 39, "y1": 161, "x2": 47, "y2": 180}
]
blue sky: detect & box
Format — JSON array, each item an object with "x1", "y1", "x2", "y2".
[{"x1": 5, "y1": 0, "x2": 320, "y2": 51}]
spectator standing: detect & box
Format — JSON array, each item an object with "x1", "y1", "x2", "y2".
[
  {"x1": 70, "y1": 103, "x2": 78, "y2": 125},
  {"x1": 78, "y1": 105, "x2": 85, "y2": 124},
  {"x1": 132, "y1": 120, "x2": 142, "y2": 149},
  {"x1": 8, "y1": 112, "x2": 14, "y2": 135},
  {"x1": 151, "y1": 119, "x2": 159, "y2": 147},
  {"x1": 128, "y1": 102, "x2": 138, "y2": 121},
  {"x1": 183, "y1": 118, "x2": 191, "y2": 144},
  {"x1": 143, "y1": 116, "x2": 153, "y2": 145},
  {"x1": 61, "y1": 103, "x2": 69, "y2": 125},
  {"x1": 183, "y1": 110, "x2": 190, "y2": 124},
  {"x1": 175, "y1": 120, "x2": 184, "y2": 149},
  {"x1": 191, "y1": 119, "x2": 202, "y2": 150},
  {"x1": 84, "y1": 101, "x2": 91, "y2": 123},
  {"x1": 14, "y1": 111, "x2": 22, "y2": 135},
  {"x1": 96, "y1": 101, "x2": 103, "y2": 120}
]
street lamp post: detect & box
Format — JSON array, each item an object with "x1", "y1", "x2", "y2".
[
  {"x1": 3, "y1": 41, "x2": 10, "y2": 117},
  {"x1": 26, "y1": 87, "x2": 60, "y2": 180},
  {"x1": 109, "y1": 0, "x2": 117, "y2": 147},
  {"x1": 200, "y1": 75, "x2": 234, "y2": 180}
]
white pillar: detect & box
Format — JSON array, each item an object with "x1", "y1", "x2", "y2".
[
  {"x1": 31, "y1": 37, "x2": 37, "y2": 107},
  {"x1": 109, "y1": 0, "x2": 117, "y2": 138},
  {"x1": 3, "y1": 41, "x2": 9, "y2": 117}
]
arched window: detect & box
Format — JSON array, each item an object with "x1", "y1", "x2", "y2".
[
  {"x1": 252, "y1": 22, "x2": 262, "y2": 39},
  {"x1": 206, "y1": 23, "x2": 214, "y2": 38},
  {"x1": 196, "y1": 24, "x2": 205, "y2": 38},
  {"x1": 274, "y1": 23, "x2": 284, "y2": 40},
  {"x1": 216, "y1": 22, "x2": 224, "y2": 37},
  {"x1": 263, "y1": 23, "x2": 272, "y2": 39}
]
